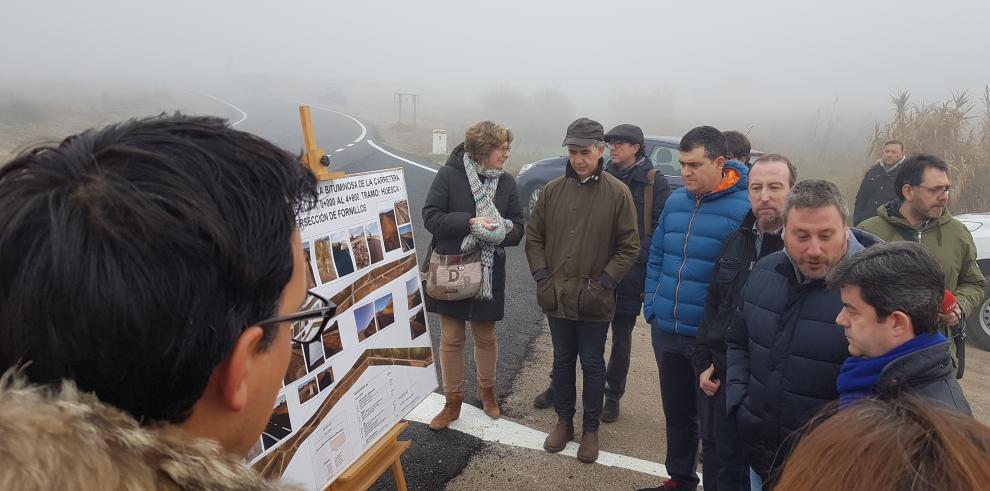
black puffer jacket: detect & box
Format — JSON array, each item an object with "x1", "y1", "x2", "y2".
[
  {"x1": 603, "y1": 156, "x2": 671, "y2": 316},
  {"x1": 875, "y1": 341, "x2": 972, "y2": 414},
  {"x1": 422, "y1": 143, "x2": 525, "y2": 321},
  {"x1": 852, "y1": 160, "x2": 902, "y2": 226},
  {"x1": 726, "y1": 228, "x2": 882, "y2": 478},
  {"x1": 692, "y1": 212, "x2": 783, "y2": 380}
]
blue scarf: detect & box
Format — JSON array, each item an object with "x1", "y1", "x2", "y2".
[{"x1": 836, "y1": 332, "x2": 946, "y2": 409}]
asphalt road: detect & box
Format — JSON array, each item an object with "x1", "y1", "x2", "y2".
[{"x1": 196, "y1": 91, "x2": 545, "y2": 489}]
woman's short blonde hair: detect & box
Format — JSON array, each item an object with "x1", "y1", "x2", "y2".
[{"x1": 464, "y1": 121, "x2": 513, "y2": 164}]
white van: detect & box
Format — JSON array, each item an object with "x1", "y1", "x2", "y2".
[{"x1": 957, "y1": 213, "x2": 990, "y2": 351}]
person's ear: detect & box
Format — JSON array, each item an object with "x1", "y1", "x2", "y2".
[
  {"x1": 901, "y1": 184, "x2": 913, "y2": 202},
  {"x1": 888, "y1": 311, "x2": 913, "y2": 338},
  {"x1": 715, "y1": 156, "x2": 726, "y2": 169},
  {"x1": 217, "y1": 325, "x2": 267, "y2": 412}
]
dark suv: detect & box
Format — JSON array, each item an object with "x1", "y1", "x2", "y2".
[{"x1": 516, "y1": 135, "x2": 762, "y2": 218}]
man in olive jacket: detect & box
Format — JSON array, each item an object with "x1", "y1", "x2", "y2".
[
  {"x1": 858, "y1": 154, "x2": 985, "y2": 377},
  {"x1": 525, "y1": 117, "x2": 639, "y2": 464}
]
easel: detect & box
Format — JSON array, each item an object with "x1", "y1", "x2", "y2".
[
  {"x1": 299, "y1": 105, "x2": 347, "y2": 181},
  {"x1": 328, "y1": 421, "x2": 412, "y2": 491}
]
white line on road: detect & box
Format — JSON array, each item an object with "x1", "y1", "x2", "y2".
[
  {"x1": 367, "y1": 139, "x2": 439, "y2": 174},
  {"x1": 407, "y1": 393, "x2": 699, "y2": 484},
  {"x1": 192, "y1": 91, "x2": 248, "y2": 126},
  {"x1": 346, "y1": 143, "x2": 355, "y2": 147},
  {"x1": 312, "y1": 105, "x2": 367, "y2": 142},
  {"x1": 335, "y1": 148, "x2": 346, "y2": 152}
]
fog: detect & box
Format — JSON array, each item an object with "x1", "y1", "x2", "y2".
[{"x1": 3, "y1": 0, "x2": 990, "y2": 171}]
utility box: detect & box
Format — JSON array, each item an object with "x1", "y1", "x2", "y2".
[{"x1": 432, "y1": 129, "x2": 447, "y2": 155}]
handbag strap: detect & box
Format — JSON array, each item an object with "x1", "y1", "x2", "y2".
[{"x1": 420, "y1": 236, "x2": 435, "y2": 274}]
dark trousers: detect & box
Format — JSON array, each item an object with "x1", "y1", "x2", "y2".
[
  {"x1": 710, "y1": 381, "x2": 748, "y2": 490},
  {"x1": 653, "y1": 329, "x2": 716, "y2": 488},
  {"x1": 605, "y1": 314, "x2": 636, "y2": 402},
  {"x1": 548, "y1": 317, "x2": 609, "y2": 432}
]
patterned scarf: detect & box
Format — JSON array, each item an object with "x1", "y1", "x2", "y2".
[{"x1": 461, "y1": 153, "x2": 514, "y2": 300}]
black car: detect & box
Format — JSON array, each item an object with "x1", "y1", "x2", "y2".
[{"x1": 515, "y1": 135, "x2": 761, "y2": 218}]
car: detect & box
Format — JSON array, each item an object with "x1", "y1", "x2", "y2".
[
  {"x1": 955, "y1": 212, "x2": 990, "y2": 351},
  {"x1": 515, "y1": 135, "x2": 763, "y2": 219}
]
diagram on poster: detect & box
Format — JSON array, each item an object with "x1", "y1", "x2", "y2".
[{"x1": 247, "y1": 168, "x2": 437, "y2": 490}]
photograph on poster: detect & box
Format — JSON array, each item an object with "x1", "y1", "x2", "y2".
[
  {"x1": 304, "y1": 338, "x2": 325, "y2": 372},
  {"x1": 354, "y1": 302, "x2": 377, "y2": 342},
  {"x1": 331, "y1": 231, "x2": 355, "y2": 277},
  {"x1": 393, "y1": 199, "x2": 410, "y2": 225},
  {"x1": 406, "y1": 277, "x2": 422, "y2": 309},
  {"x1": 262, "y1": 395, "x2": 292, "y2": 450},
  {"x1": 284, "y1": 343, "x2": 307, "y2": 386},
  {"x1": 349, "y1": 226, "x2": 371, "y2": 270},
  {"x1": 297, "y1": 374, "x2": 320, "y2": 404},
  {"x1": 313, "y1": 236, "x2": 337, "y2": 284},
  {"x1": 379, "y1": 209, "x2": 400, "y2": 253},
  {"x1": 409, "y1": 309, "x2": 427, "y2": 340},
  {"x1": 302, "y1": 241, "x2": 317, "y2": 289},
  {"x1": 365, "y1": 221, "x2": 385, "y2": 264},
  {"x1": 374, "y1": 293, "x2": 395, "y2": 331},
  {"x1": 321, "y1": 321, "x2": 343, "y2": 359},
  {"x1": 247, "y1": 438, "x2": 264, "y2": 462},
  {"x1": 399, "y1": 224, "x2": 414, "y2": 252},
  {"x1": 317, "y1": 365, "x2": 335, "y2": 392}
]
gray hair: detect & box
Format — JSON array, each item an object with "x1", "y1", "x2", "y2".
[
  {"x1": 783, "y1": 179, "x2": 849, "y2": 225},
  {"x1": 827, "y1": 242, "x2": 945, "y2": 334}
]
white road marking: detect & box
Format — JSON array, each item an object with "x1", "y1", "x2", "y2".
[
  {"x1": 192, "y1": 91, "x2": 248, "y2": 126},
  {"x1": 335, "y1": 148, "x2": 346, "y2": 152},
  {"x1": 407, "y1": 392, "x2": 700, "y2": 484},
  {"x1": 312, "y1": 105, "x2": 367, "y2": 142},
  {"x1": 346, "y1": 143, "x2": 355, "y2": 147},
  {"x1": 367, "y1": 139, "x2": 439, "y2": 174}
]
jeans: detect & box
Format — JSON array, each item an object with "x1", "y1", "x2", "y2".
[
  {"x1": 750, "y1": 468, "x2": 763, "y2": 491},
  {"x1": 548, "y1": 317, "x2": 609, "y2": 432},
  {"x1": 605, "y1": 314, "x2": 636, "y2": 402},
  {"x1": 712, "y1": 384, "x2": 749, "y2": 490},
  {"x1": 652, "y1": 328, "x2": 713, "y2": 487}
]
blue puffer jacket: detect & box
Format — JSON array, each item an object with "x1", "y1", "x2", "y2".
[{"x1": 644, "y1": 160, "x2": 750, "y2": 337}]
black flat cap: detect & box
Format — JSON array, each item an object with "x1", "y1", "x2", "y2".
[
  {"x1": 605, "y1": 124, "x2": 644, "y2": 146},
  {"x1": 562, "y1": 117, "x2": 604, "y2": 147}
]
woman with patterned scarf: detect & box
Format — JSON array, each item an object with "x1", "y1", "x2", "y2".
[{"x1": 422, "y1": 121, "x2": 525, "y2": 430}]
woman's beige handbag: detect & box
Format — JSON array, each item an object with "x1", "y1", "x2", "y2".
[{"x1": 421, "y1": 244, "x2": 482, "y2": 301}]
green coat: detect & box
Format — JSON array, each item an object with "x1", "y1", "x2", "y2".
[{"x1": 859, "y1": 203, "x2": 986, "y2": 368}]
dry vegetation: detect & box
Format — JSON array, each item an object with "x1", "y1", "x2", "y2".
[{"x1": 870, "y1": 88, "x2": 990, "y2": 213}]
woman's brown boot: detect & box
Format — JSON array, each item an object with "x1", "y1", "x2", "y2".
[
  {"x1": 479, "y1": 386, "x2": 501, "y2": 419},
  {"x1": 429, "y1": 393, "x2": 463, "y2": 430}
]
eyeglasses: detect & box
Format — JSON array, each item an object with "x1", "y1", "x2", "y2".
[
  {"x1": 916, "y1": 184, "x2": 952, "y2": 196},
  {"x1": 257, "y1": 291, "x2": 337, "y2": 344},
  {"x1": 607, "y1": 140, "x2": 629, "y2": 147},
  {"x1": 497, "y1": 145, "x2": 511, "y2": 154}
]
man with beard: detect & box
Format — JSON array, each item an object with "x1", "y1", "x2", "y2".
[
  {"x1": 692, "y1": 155, "x2": 796, "y2": 490},
  {"x1": 726, "y1": 180, "x2": 882, "y2": 488},
  {"x1": 853, "y1": 140, "x2": 905, "y2": 225},
  {"x1": 858, "y1": 155, "x2": 984, "y2": 378}
]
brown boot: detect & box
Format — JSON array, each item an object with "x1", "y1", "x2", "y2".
[
  {"x1": 577, "y1": 430, "x2": 599, "y2": 463},
  {"x1": 479, "y1": 386, "x2": 500, "y2": 419},
  {"x1": 543, "y1": 420, "x2": 574, "y2": 453},
  {"x1": 428, "y1": 393, "x2": 463, "y2": 431}
]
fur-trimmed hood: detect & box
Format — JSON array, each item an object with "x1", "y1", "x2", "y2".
[{"x1": 0, "y1": 371, "x2": 300, "y2": 490}]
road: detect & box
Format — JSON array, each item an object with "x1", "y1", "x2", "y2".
[{"x1": 196, "y1": 91, "x2": 545, "y2": 489}]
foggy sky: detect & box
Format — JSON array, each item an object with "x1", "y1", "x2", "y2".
[{"x1": 3, "y1": 0, "x2": 990, "y2": 128}]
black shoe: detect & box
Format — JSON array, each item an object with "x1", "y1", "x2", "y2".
[
  {"x1": 601, "y1": 399, "x2": 620, "y2": 423},
  {"x1": 532, "y1": 387, "x2": 554, "y2": 409}
]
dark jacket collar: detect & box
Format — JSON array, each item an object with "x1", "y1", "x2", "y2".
[
  {"x1": 565, "y1": 157, "x2": 605, "y2": 182},
  {"x1": 876, "y1": 341, "x2": 954, "y2": 394},
  {"x1": 604, "y1": 156, "x2": 651, "y2": 183},
  {"x1": 445, "y1": 142, "x2": 467, "y2": 173}
]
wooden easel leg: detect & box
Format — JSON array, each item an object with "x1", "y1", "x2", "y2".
[{"x1": 391, "y1": 459, "x2": 408, "y2": 491}]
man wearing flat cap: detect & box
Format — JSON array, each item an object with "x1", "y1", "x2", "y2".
[{"x1": 526, "y1": 117, "x2": 640, "y2": 463}]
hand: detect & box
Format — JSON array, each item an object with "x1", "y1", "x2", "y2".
[
  {"x1": 940, "y1": 304, "x2": 962, "y2": 327},
  {"x1": 469, "y1": 217, "x2": 498, "y2": 231},
  {"x1": 699, "y1": 364, "x2": 721, "y2": 396}
]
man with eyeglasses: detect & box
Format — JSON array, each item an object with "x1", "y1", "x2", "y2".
[
  {"x1": 531, "y1": 124, "x2": 670, "y2": 424},
  {"x1": 858, "y1": 154, "x2": 985, "y2": 379},
  {"x1": 0, "y1": 113, "x2": 321, "y2": 489}
]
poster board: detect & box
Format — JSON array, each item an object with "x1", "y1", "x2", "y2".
[{"x1": 246, "y1": 167, "x2": 437, "y2": 489}]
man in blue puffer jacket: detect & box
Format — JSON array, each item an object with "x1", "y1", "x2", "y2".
[{"x1": 638, "y1": 126, "x2": 750, "y2": 491}]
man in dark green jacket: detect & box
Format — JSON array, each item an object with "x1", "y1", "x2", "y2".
[
  {"x1": 858, "y1": 154, "x2": 985, "y2": 378},
  {"x1": 525, "y1": 117, "x2": 639, "y2": 464}
]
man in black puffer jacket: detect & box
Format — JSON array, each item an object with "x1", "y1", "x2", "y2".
[{"x1": 726, "y1": 180, "x2": 882, "y2": 488}]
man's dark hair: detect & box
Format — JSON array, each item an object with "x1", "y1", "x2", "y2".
[
  {"x1": 751, "y1": 153, "x2": 798, "y2": 186},
  {"x1": 0, "y1": 113, "x2": 318, "y2": 423},
  {"x1": 723, "y1": 130, "x2": 751, "y2": 161},
  {"x1": 784, "y1": 179, "x2": 848, "y2": 225},
  {"x1": 679, "y1": 125, "x2": 726, "y2": 161},
  {"x1": 894, "y1": 154, "x2": 950, "y2": 200},
  {"x1": 828, "y1": 242, "x2": 944, "y2": 335},
  {"x1": 884, "y1": 140, "x2": 904, "y2": 151}
]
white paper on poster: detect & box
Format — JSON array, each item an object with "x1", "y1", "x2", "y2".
[{"x1": 247, "y1": 168, "x2": 437, "y2": 490}]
